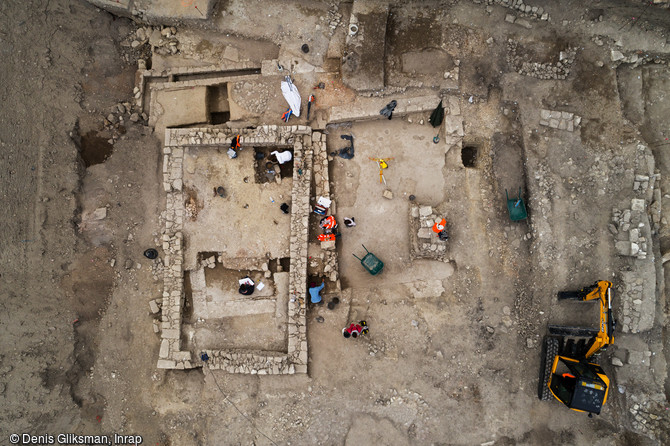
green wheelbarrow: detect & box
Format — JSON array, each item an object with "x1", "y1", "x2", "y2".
[
  {"x1": 506, "y1": 188, "x2": 528, "y2": 221},
  {"x1": 353, "y1": 244, "x2": 384, "y2": 275}
]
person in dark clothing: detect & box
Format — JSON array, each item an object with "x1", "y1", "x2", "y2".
[
  {"x1": 330, "y1": 134, "x2": 355, "y2": 159},
  {"x1": 238, "y1": 276, "x2": 255, "y2": 295}
]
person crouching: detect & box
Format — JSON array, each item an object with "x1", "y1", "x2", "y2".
[{"x1": 342, "y1": 320, "x2": 369, "y2": 338}]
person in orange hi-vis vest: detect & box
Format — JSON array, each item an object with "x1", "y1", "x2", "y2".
[
  {"x1": 318, "y1": 233, "x2": 336, "y2": 242},
  {"x1": 432, "y1": 218, "x2": 449, "y2": 241},
  {"x1": 231, "y1": 134, "x2": 241, "y2": 149},
  {"x1": 320, "y1": 215, "x2": 338, "y2": 232},
  {"x1": 227, "y1": 134, "x2": 242, "y2": 159}
]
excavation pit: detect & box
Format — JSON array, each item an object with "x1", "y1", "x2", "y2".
[
  {"x1": 253, "y1": 147, "x2": 294, "y2": 184},
  {"x1": 462, "y1": 145, "x2": 479, "y2": 168}
]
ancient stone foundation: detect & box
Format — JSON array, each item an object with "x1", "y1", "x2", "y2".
[{"x1": 156, "y1": 125, "x2": 326, "y2": 374}]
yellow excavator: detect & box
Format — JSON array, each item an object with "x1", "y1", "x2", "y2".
[{"x1": 538, "y1": 280, "x2": 616, "y2": 416}]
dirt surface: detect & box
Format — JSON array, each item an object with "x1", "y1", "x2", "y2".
[{"x1": 2, "y1": 0, "x2": 670, "y2": 445}]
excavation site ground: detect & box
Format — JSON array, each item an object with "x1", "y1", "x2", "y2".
[{"x1": 1, "y1": 0, "x2": 670, "y2": 445}]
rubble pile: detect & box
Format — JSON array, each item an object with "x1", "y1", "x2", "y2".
[
  {"x1": 476, "y1": 0, "x2": 549, "y2": 21},
  {"x1": 322, "y1": 251, "x2": 339, "y2": 284},
  {"x1": 101, "y1": 101, "x2": 147, "y2": 143},
  {"x1": 326, "y1": 1, "x2": 342, "y2": 35},
  {"x1": 507, "y1": 41, "x2": 577, "y2": 80},
  {"x1": 628, "y1": 397, "x2": 670, "y2": 440},
  {"x1": 125, "y1": 25, "x2": 180, "y2": 56}
]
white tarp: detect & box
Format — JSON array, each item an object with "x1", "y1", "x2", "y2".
[{"x1": 281, "y1": 76, "x2": 301, "y2": 117}]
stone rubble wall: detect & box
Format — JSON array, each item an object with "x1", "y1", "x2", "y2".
[
  {"x1": 605, "y1": 142, "x2": 668, "y2": 439},
  {"x1": 610, "y1": 48, "x2": 670, "y2": 67},
  {"x1": 285, "y1": 133, "x2": 314, "y2": 374},
  {"x1": 507, "y1": 41, "x2": 577, "y2": 80},
  {"x1": 612, "y1": 144, "x2": 659, "y2": 261},
  {"x1": 156, "y1": 125, "x2": 316, "y2": 374},
  {"x1": 474, "y1": 0, "x2": 550, "y2": 21},
  {"x1": 312, "y1": 131, "x2": 331, "y2": 200},
  {"x1": 442, "y1": 96, "x2": 464, "y2": 147},
  {"x1": 311, "y1": 131, "x2": 342, "y2": 287},
  {"x1": 612, "y1": 201, "x2": 652, "y2": 260},
  {"x1": 322, "y1": 251, "x2": 340, "y2": 284},
  {"x1": 627, "y1": 397, "x2": 670, "y2": 440},
  {"x1": 619, "y1": 271, "x2": 655, "y2": 333},
  {"x1": 165, "y1": 125, "x2": 312, "y2": 148},
  {"x1": 156, "y1": 143, "x2": 188, "y2": 369},
  {"x1": 609, "y1": 143, "x2": 660, "y2": 334}
]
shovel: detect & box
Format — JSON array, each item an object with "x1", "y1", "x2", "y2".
[{"x1": 307, "y1": 94, "x2": 315, "y2": 120}]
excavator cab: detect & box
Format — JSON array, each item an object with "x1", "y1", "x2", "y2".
[{"x1": 548, "y1": 354, "x2": 609, "y2": 415}]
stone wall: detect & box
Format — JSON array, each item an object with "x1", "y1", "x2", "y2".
[
  {"x1": 311, "y1": 132, "x2": 342, "y2": 286},
  {"x1": 312, "y1": 131, "x2": 330, "y2": 200},
  {"x1": 612, "y1": 143, "x2": 659, "y2": 261},
  {"x1": 136, "y1": 63, "x2": 261, "y2": 119},
  {"x1": 156, "y1": 144, "x2": 188, "y2": 369},
  {"x1": 619, "y1": 271, "x2": 655, "y2": 333},
  {"x1": 156, "y1": 125, "x2": 318, "y2": 374},
  {"x1": 609, "y1": 143, "x2": 660, "y2": 334},
  {"x1": 476, "y1": 0, "x2": 550, "y2": 21}
]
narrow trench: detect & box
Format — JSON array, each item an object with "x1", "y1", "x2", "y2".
[{"x1": 172, "y1": 68, "x2": 261, "y2": 82}]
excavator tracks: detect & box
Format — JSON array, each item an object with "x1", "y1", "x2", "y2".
[{"x1": 538, "y1": 337, "x2": 559, "y2": 401}]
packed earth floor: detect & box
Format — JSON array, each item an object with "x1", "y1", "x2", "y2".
[{"x1": 2, "y1": 0, "x2": 670, "y2": 445}]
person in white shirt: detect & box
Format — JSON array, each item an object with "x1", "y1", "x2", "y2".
[{"x1": 271, "y1": 150, "x2": 293, "y2": 164}]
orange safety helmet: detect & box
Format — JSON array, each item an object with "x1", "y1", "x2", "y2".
[{"x1": 432, "y1": 218, "x2": 447, "y2": 233}]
